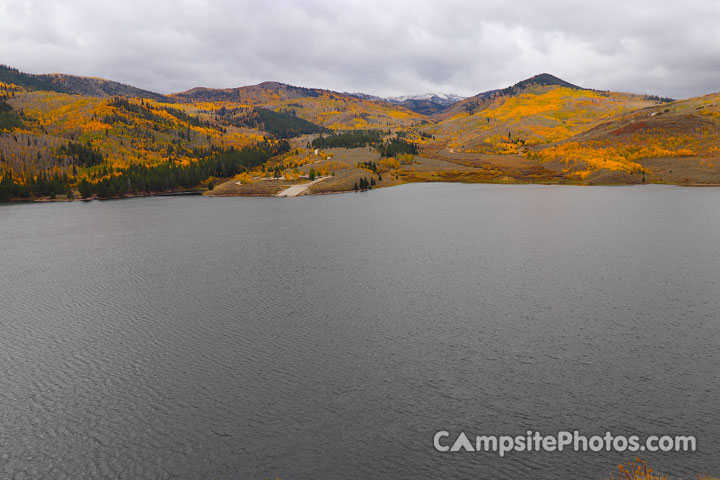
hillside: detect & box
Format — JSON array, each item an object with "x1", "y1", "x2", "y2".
[
  {"x1": 426, "y1": 79, "x2": 659, "y2": 155},
  {"x1": 0, "y1": 83, "x2": 280, "y2": 200},
  {"x1": 1, "y1": 66, "x2": 720, "y2": 201},
  {"x1": 0, "y1": 69, "x2": 425, "y2": 200},
  {"x1": 529, "y1": 93, "x2": 720, "y2": 183}
]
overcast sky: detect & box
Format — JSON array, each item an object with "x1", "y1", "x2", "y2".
[{"x1": 1, "y1": 0, "x2": 719, "y2": 99}]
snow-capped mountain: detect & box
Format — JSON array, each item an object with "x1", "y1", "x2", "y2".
[
  {"x1": 345, "y1": 91, "x2": 466, "y2": 115},
  {"x1": 346, "y1": 92, "x2": 384, "y2": 102},
  {"x1": 387, "y1": 93, "x2": 465, "y2": 105},
  {"x1": 386, "y1": 93, "x2": 465, "y2": 115}
]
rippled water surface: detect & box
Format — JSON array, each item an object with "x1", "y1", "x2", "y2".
[{"x1": 1, "y1": 184, "x2": 719, "y2": 479}]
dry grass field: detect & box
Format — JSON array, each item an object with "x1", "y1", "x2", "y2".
[{"x1": 206, "y1": 179, "x2": 287, "y2": 196}]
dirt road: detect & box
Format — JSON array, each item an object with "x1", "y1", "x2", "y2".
[{"x1": 275, "y1": 177, "x2": 328, "y2": 197}]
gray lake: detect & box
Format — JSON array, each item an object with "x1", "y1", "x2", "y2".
[{"x1": 1, "y1": 183, "x2": 718, "y2": 479}]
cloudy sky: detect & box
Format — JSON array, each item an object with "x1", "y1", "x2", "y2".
[{"x1": 1, "y1": 0, "x2": 719, "y2": 99}]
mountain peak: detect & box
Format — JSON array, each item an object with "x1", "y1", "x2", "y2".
[{"x1": 512, "y1": 73, "x2": 581, "y2": 91}]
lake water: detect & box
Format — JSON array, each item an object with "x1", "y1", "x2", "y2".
[{"x1": 1, "y1": 183, "x2": 718, "y2": 479}]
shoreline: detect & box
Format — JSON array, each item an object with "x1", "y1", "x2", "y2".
[
  {"x1": 0, "y1": 188, "x2": 205, "y2": 204},
  {"x1": 3, "y1": 180, "x2": 720, "y2": 204}
]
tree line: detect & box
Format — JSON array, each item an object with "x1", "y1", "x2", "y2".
[{"x1": 0, "y1": 171, "x2": 71, "y2": 200}]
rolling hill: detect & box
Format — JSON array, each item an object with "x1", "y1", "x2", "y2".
[
  {"x1": 426, "y1": 78, "x2": 661, "y2": 155},
  {"x1": 173, "y1": 81, "x2": 322, "y2": 104},
  {"x1": 173, "y1": 81, "x2": 425, "y2": 130},
  {"x1": 529, "y1": 92, "x2": 720, "y2": 183}
]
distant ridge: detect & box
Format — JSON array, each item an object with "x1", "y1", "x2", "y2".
[
  {"x1": 346, "y1": 92, "x2": 384, "y2": 102},
  {"x1": 392, "y1": 97, "x2": 457, "y2": 115},
  {"x1": 0, "y1": 65, "x2": 676, "y2": 112},
  {"x1": 389, "y1": 93, "x2": 465, "y2": 115},
  {"x1": 37, "y1": 74, "x2": 169, "y2": 102},
  {"x1": 172, "y1": 81, "x2": 324, "y2": 104},
  {"x1": 345, "y1": 92, "x2": 465, "y2": 115},
  {"x1": 0, "y1": 65, "x2": 66, "y2": 93},
  {"x1": 0, "y1": 65, "x2": 168, "y2": 101}
]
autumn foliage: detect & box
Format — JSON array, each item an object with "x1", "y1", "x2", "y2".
[{"x1": 2, "y1": 75, "x2": 720, "y2": 197}]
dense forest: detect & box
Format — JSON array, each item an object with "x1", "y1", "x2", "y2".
[
  {"x1": 311, "y1": 129, "x2": 383, "y2": 149},
  {"x1": 57, "y1": 142, "x2": 104, "y2": 167},
  {"x1": 310, "y1": 130, "x2": 417, "y2": 158},
  {"x1": 378, "y1": 137, "x2": 419, "y2": 157},
  {"x1": 231, "y1": 108, "x2": 326, "y2": 138}
]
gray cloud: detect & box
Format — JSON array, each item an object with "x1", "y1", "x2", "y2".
[{"x1": 1, "y1": 0, "x2": 719, "y2": 99}]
